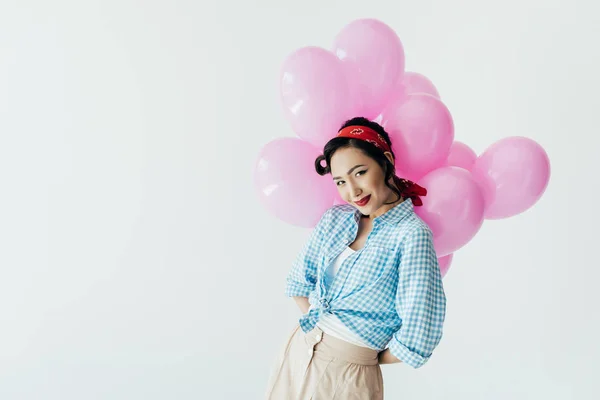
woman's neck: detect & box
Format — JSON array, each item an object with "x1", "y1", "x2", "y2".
[{"x1": 368, "y1": 195, "x2": 404, "y2": 220}]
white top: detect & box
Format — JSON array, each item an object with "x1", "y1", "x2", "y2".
[
  {"x1": 310, "y1": 246, "x2": 378, "y2": 350},
  {"x1": 322, "y1": 246, "x2": 355, "y2": 288}
]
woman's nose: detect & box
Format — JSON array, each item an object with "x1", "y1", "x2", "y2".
[{"x1": 348, "y1": 183, "x2": 362, "y2": 197}]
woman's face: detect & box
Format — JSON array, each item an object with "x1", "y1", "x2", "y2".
[{"x1": 330, "y1": 146, "x2": 397, "y2": 216}]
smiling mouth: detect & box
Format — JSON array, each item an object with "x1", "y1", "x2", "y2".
[{"x1": 355, "y1": 195, "x2": 371, "y2": 206}]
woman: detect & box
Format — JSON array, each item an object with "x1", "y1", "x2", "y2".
[{"x1": 265, "y1": 117, "x2": 446, "y2": 399}]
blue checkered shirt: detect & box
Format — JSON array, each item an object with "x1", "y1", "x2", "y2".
[{"x1": 285, "y1": 199, "x2": 446, "y2": 368}]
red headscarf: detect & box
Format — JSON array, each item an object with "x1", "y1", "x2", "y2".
[{"x1": 337, "y1": 125, "x2": 427, "y2": 206}]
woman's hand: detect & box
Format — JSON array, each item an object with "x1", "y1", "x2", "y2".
[{"x1": 378, "y1": 349, "x2": 401, "y2": 365}]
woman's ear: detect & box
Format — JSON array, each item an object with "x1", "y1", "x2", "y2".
[{"x1": 384, "y1": 151, "x2": 395, "y2": 166}]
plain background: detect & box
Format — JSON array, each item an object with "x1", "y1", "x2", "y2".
[{"x1": 1, "y1": 0, "x2": 599, "y2": 399}]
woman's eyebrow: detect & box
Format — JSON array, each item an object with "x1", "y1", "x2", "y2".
[{"x1": 333, "y1": 164, "x2": 366, "y2": 180}]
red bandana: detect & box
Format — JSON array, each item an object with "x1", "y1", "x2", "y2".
[
  {"x1": 394, "y1": 177, "x2": 427, "y2": 206},
  {"x1": 336, "y1": 125, "x2": 427, "y2": 206},
  {"x1": 336, "y1": 125, "x2": 392, "y2": 153}
]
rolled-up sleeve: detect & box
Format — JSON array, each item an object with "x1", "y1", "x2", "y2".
[
  {"x1": 388, "y1": 225, "x2": 446, "y2": 368},
  {"x1": 284, "y1": 208, "x2": 331, "y2": 298}
]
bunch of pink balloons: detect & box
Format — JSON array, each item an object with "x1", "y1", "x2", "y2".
[{"x1": 254, "y1": 18, "x2": 551, "y2": 278}]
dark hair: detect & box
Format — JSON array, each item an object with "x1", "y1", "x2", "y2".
[{"x1": 314, "y1": 117, "x2": 403, "y2": 204}]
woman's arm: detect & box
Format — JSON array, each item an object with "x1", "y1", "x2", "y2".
[
  {"x1": 387, "y1": 226, "x2": 446, "y2": 368},
  {"x1": 292, "y1": 296, "x2": 310, "y2": 314},
  {"x1": 285, "y1": 209, "x2": 331, "y2": 299}
]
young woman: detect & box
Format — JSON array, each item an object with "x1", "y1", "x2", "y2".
[{"x1": 265, "y1": 117, "x2": 446, "y2": 399}]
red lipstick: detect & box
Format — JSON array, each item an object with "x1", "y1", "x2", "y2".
[{"x1": 355, "y1": 195, "x2": 371, "y2": 207}]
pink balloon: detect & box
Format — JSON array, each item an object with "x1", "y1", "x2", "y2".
[
  {"x1": 254, "y1": 138, "x2": 337, "y2": 227},
  {"x1": 415, "y1": 167, "x2": 485, "y2": 257},
  {"x1": 438, "y1": 254, "x2": 453, "y2": 278},
  {"x1": 381, "y1": 94, "x2": 454, "y2": 178},
  {"x1": 280, "y1": 46, "x2": 359, "y2": 148},
  {"x1": 472, "y1": 136, "x2": 550, "y2": 220},
  {"x1": 446, "y1": 141, "x2": 477, "y2": 171},
  {"x1": 400, "y1": 72, "x2": 440, "y2": 98},
  {"x1": 332, "y1": 18, "x2": 405, "y2": 119},
  {"x1": 372, "y1": 72, "x2": 439, "y2": 124}
]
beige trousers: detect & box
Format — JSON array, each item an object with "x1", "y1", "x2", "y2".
[{"x1": 265, "y1": 325, "x2": 384, "y2": 399}]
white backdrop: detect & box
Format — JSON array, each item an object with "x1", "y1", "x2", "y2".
[{"x1": 1, "y1": 0, "x2": 599, "y2": 399}]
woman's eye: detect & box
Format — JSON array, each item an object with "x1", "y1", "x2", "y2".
[
  {"x1": 336, "y1": 181, "x2": 345, "y2": 186},
  {"x1": 356, "y1": 170, "x2": 367, "y2": 176}
]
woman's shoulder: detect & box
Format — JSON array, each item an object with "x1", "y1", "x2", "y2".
[
  {"x1": 330, "y1": 203, "x2": 357, "y2": 214},
  {"x1": 378, "y1": 209, "x2": 434, "y2": 241},
  {"x1": 312, "y1": 204, "x2": 356, "y2": 233},
  {"x1": 316, "y1": 203, "x2": 357, "y2": 220},
  {"x1": 324, "y1": 204, "x2": 358, "y2": 225},
  {"x1": 401, "y1": 212, "x2": 435, "y2": 240}
]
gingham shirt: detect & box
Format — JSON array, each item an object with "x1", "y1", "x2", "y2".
[{"x1": 285, "y1": 199, "x2": 446, "y2": 369}]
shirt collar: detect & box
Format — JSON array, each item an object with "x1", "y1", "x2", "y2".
[{"x1": 338, "y1": 198, "x2": 415, "y2": 225}]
